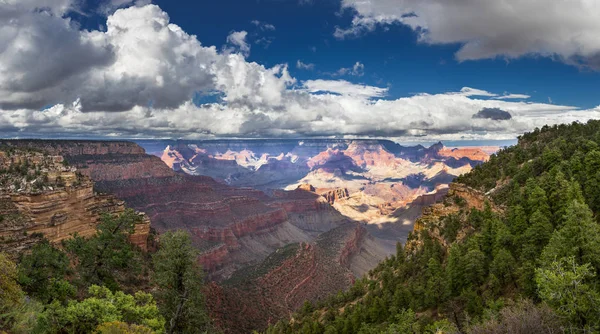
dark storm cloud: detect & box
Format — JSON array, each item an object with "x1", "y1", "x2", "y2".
[{"x1": 472, "y1": 108, "x2": 512, "y2": 121}]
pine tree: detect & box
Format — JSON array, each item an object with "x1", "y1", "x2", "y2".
[
  {"x1": 541, "y1": 200, "x2": 600, "y2": 271},
  {"x1": 520, "y1": 209, "x2": 553, "y2": 261},
  {"x1": 425, "y1": 258, "x2": 448, "y2": 307},
  {"x1": 153, "y1": 230, "x2": 209, "y2": 334}
]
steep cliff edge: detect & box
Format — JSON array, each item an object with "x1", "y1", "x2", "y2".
[{"x1": 0, "y1": 146, "x2": 150, "y2": 255}]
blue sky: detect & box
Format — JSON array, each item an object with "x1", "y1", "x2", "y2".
[
  {"x1": 1, "y1": 0, "x2": 600, "y2": 140},
  {"x1": 147, "y1": 0, "x2": 600, "y2": 109}
]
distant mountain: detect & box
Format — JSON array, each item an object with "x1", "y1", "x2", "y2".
[{"x1": 140, "y1": 139, "x2": 495, "y2": 245}]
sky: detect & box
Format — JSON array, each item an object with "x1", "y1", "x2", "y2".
[{"x1": 1, "y1": 0, "x2": 600, "y2": 142}]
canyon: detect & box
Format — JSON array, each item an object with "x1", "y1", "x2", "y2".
[
  {"x1": 0, "y1": 139, "x2": 496, "y2": 333},
  {"x1": 141, "y1": 138, "x2": 496, "y2": 331},
  {"x1": 148, "y1": 139, "x2": 496, "y2": 246}
]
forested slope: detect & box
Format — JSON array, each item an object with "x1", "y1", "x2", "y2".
[{"x1": 267, "y1": 120, "x2": 600, "y2": 333}]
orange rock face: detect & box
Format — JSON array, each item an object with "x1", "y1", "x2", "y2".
[
  {"x1": 343, "y1": 142, "x2": 397, "y2": 167},
  {"x1": 320, "y1": 188, "x2": 350, "y2": 205},
  {"x1": 0, "y1": 145, "x2": 151, "y2": 256},
  {"x1": 438, "y1": 146, "x2": 499, "y2": 162}
]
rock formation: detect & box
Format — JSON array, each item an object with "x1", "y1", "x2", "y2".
[
  {"x1": 0, "y1": 145, "x2": 150, "y2": 256},
  {"x1": 320, "y1": 188, "x2": 350, "y2": 204}
]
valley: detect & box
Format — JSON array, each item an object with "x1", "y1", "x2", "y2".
[
  {"x1": 0, "y1": 138, "x2": 495, "y2": 333},
  {"x1": 148, "y1": 139, "x2": 495, "y2": 245}
]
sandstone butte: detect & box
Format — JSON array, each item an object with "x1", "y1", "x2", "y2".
[{"x1": 0, "y1": 144, "x2": 150, "y2": 256}]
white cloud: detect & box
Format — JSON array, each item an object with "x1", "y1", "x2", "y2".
[
  {"x1": 99, "y1": 0, "x2": 152, "y2": 14},
  {"x1": 0, "y1": 2, "x2": 598, "y2": 141},
  {"x1": 495, "y1": 94, "x2": 531, "y2": 100},
  {"x1": 0, "y1": 4, "x2": 221, "y2": 112},
  {"x1": 337, "y1": 0, "x2": 600, "y2": 68},
  {"x1": 1, "y1": 0, "x2": 76, "y2": 16},
  {"x1": 302, "y1": 80, "x2": 387, "y2": 98},
  {"x1": 331, "y1": 62, "x2": 365, "y2": 77},
  {"x1": 251, "y1": 20, "x2": 276, "y2": 31},
  {"x1": 226, "y1": 30, "x2": 251, "y2": 56},
  {"x1": 296, "y1": 60, "x2": 315, "y2": 71},
  {"x1": 453, "y1": 87, "x2": 498, "y2": 98},
  {"x1": 214, "y1": 54, "x2": 295, "y2": 108}
]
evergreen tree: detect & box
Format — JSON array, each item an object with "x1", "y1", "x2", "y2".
[
  {"x1": 490, "y1": 248, "x2": 515, "y2": 285},
  {"x1": 0, "y1": 253, "x2": 23, "y2": 330},
  {"x1": 446, "y1": 245, "x2": 466, "y2": 296},
  {"x1": 541, "y1": 200, "x2": 600, "y2": 271},
  {"x1": 17, "y1": 240, "x2": 73, "y2": 303},
  {"x1": 520, "y1": 209, "x2": 553, "y2": 261},
  {"x1": 584, "y1": 150, "x2": 600, "y2": 213},
  {"x1": 425, "y1": 258, "x2": 448, "y2": 307},
  {"x1": 153, "y1": 230, "x2": 209, "y2": 334},
  {"x1": 63, "y1": 209, "x2": 142, "y2": 289},
  {"x1": 524, "y1": 179, "x2": 550, "y2": 218},
  {"x1": 536, "y1": 257, "x2": 600, "y2": 330}
]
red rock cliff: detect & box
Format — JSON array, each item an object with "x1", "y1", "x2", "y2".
[{"x1": 0, "y1": 146, "x2": 150, "y2": 255}]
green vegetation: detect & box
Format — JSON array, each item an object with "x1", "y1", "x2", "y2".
[
  {"x1": 63, "y1": 210, "x2": 143, "y2": 290},
  {"x1": 0, "y1": 211, "x2": 212, "y2": 334},
  {"x1": 153, "y1": 231, "x2": 209, "y2": 334},
  {"x1": 266, "y1": 120, "x2": 600, "y2": 333}
]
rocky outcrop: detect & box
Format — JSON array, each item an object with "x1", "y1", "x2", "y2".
[
  {"x1": 344, "y1": 142, "x2": 397, "y2": 167},
  {"x1": 412, "y1": 183, "x2": 497, "y2": 243},
  {"x1": 0, "y1": 146, "x2": 151, "y2": 255},
  {"x1": 296, "y1": 183, "x2": 316, "y2": 192},
  {"x1": 199, "y1": 244, "x2": 230, "y2": 272},
  {"x1": 410, "y1": 187, "x2": 450, "y2": 207},
  {"x1": 320, "y1": 188, "x2": 350, "y2": 205},
  {"x1": 206, "y1": 222, "x2": 392, "y2": 333},
  {"x1": 206, "y1": 222, "x2": 381, "y2": 333},
  {"x1": 439, "y1": 146, "x2": 498, "y2": 162},
  {"x1": 338, "y1": 224, "x2": 366, "y2": 267}
]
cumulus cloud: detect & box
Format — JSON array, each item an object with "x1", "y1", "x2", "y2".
[
  {"x1": 226, "y1": 30, "x2": 251, "y2": 56},
  {"x1": 5, "y1": 84, "x2": 597, "y2": 141},
  {"x1": 0, "y1": 1, "x2": 598, "y2": 141},
  {"x1": 213, "y1": 55, "x2": 295, "y2": 108},
  {"x1": 98, "y1": 0, "x2": 152, "y2": 14},
  {"x1": 0, "y1": 4, "x2": 221, "y2": 112},
  {"x1": 337, "y1": 0, "x2": 600, "y2": 69},
  {"x1": 0, "y1": 0, "x2": 76, "y2": 16},
  {"x1": 296, "y1": 60, "x2": 315, "y2": 70}
]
